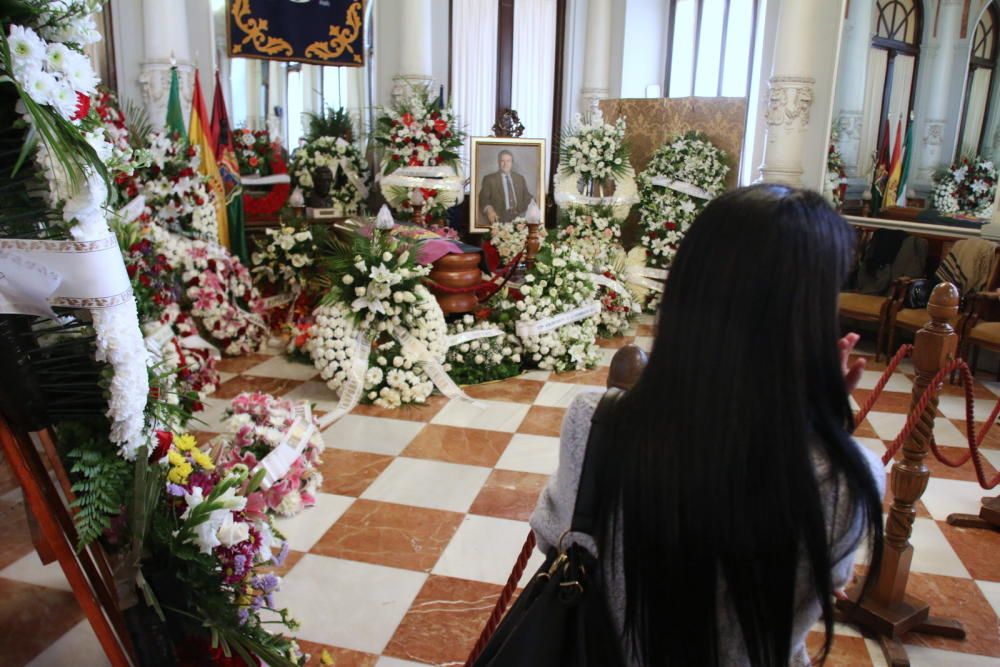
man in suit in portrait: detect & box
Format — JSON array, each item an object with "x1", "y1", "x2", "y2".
[{"x1": 478, "y1": 149, "x2": 534, "y2": 226}]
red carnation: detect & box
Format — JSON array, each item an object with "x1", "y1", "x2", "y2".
[
  {"x1": 434, "y1": 118, "x2": 448, "y2": 134},
  {"x1": 72, "y1": 92, "x2": 90, "y2": 121},
  {"x1": 249, "y1": 156, "x2": 259, "y2": 167},
  {"x1": 402, "y1": 112, "x2": 414, "y2": 126},
  {"x1": 151, "y1": 430, "x2": 172, "y2": 461}
]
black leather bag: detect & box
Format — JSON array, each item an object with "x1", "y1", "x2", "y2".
[
  {"x1": 472, "y1": 389, "x2": 627, "y2": 667},
  {"x1": 904, "y1": 278, "x2": 931, "y2": 309}
]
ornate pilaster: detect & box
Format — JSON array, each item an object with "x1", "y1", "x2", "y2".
[
  {"x1": 835, "y1": 111, "x2": 864, "y2": 178},
  {"x1": 917, "y1": 1, "x2": 963, "y2": 181},
  {"x1": 138, "y1": 61, "x2": 194, "y2": 131},
  {"x1": 759, "y1": 76, "x2": 816, "y2": 185},
  {"x1": 580, "y1": 0, "x2": 612, "y2": 111},
  {"x1": 140, "y1": 0, "x2": 192, "y2": 129}
]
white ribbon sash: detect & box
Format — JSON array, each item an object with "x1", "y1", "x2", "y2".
[
  {"x1": 254, "y1": 417, "x2": 318, "y2": 490},
  {"x1": 118, "y1": 195, "x2": 146, "y2": 223},
  {"x1": 591, "y1": 274, "x2": 640, "y2": 313},
  {"x1": 393, "y1": 326, "x2": 481, "y2": 404},
  {"x1": 317, "y1": 332, "x2": 372, "y2": 429},
  {"x1": 0, "y1": 237, "x2": 132, "y2": 317},
  {"x1": 649, "y1": 176, "x2": 712, "y2": 200},
  {"x1": 446, "y1": 327, "x2": 505, "y2": 349},
  {"x1": 242, "y1": 174, "x2": 292, "y2": 186},
  {"x1": 515, "y1": 301, "x2": 602, "y2": 338}
]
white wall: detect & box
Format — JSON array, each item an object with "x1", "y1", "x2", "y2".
[
  {"x1": 618, "y1": 0, "x2": 669, "y2": 99},
  {"x1": 373, "y1": 0, "x2": 450, "y2": 108},
  {"x1": 109, "y1": 0, "x2": 144, "y2": 107}
]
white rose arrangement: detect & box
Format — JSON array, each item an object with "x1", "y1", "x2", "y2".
[
  {"x1": 308, "y1": 220, "x2": 448, "y2": 408},
  {"x1": 251, "y1": 221, "x2": 317, "y2": 293},
  {"x1": 443, "y1": 315, "x2": 523, "y2": 385},
  {"x1": 488, "y1": 217, "x2": 529, "y2": 265},
  {"x1": 289, "y1": 135, "x2": 367, "y2": 214},
  {"x1": 495, "y1": 242, "x2": 601, "y2": 372},
  {"x1": 559, "y1": 110, "x2": 629, "y2": 189},
  {"x1": 638, "y1": 131, "x2": 728, "y2": 269}
]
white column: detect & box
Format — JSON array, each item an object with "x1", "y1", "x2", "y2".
[
  {"x1": 757, "y1": 0, "x2": 822, "y2": 185},
  {"x1": 918, "y1": 0, "x2": 963, "y2": 181},
  {"x1": 581, "y1": 0, "x2": 612, "y2": 111},
  {"x1": 833, "y1": 0, "x2": 874, "y2": 178},
  {"x1": 246, "y1": 61, "x2": 263, "y2": 130},
  {"x1": 138, "y1": 0, "x2": 194, "y2": 130},
  {"x1": 392, "y1": 0, "x2": 434, "y2": 98},
  {"x1": 267, "y1": 61, "x2": 286, "y2": 144}
]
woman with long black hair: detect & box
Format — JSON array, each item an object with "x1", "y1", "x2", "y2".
[{"x1": 531, "y1": 185, "x2": 885, "y2": 666}]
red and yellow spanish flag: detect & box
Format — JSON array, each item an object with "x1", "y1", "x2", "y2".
[
  {"x1": 189, "y1": 70, "x2": 230, "y2": 248},
  {"x1": 884, "y1": 118, "x2": 905, "y2": 209}
]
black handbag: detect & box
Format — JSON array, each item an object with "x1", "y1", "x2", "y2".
[
  {"x1": 473, "y1": 388, "x2": 628, "y2": 667},
  {"x1": 904, "y1": 278, "x2": 931, "y2": 309}
]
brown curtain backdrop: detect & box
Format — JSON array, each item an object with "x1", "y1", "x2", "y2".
[{"x1": 598, "y1": 97, "x2": 748, "y2": 190}]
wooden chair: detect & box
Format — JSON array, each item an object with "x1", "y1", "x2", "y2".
[
  {"x1": 958, "y1": 289, "x2": 1000, "y2": 380},
  {"x1": 886, "y1": 242, "x2": 1000, "y2": 357},
  {"x1": 838, "y1": 229, "x2": 896, "y2": 360}
]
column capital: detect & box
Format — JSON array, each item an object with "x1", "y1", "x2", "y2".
[
  {"x1": 764, "y1": 76, "x2": 815, "y2": 131},
  {"x1": 139, "y1": 60, "x2": 194, "y2": 131}
]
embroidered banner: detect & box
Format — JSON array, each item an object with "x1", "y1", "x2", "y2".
[{"x1": 228, "y1": 0, "x2": 365, "y2": 66}]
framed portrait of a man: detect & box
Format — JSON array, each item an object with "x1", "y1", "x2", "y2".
[{"x1": 469, "y1": 137, "x2": 546, "y2": 233}]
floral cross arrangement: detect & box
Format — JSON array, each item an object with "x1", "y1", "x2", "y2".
[{"x1": 932, "y1": 156, "x2": 997, "y2": 219}]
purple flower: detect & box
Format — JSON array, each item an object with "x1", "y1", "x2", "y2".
[
  {"x1": 166, "y1": 483, "x2": 187, "y2": 497},
  {"x1": 273, "y1": 541, "x2": 290, "y2": 566},
  {"x1": 232, "y1": 554, "x2": 247, "y2": 575},
  {"x1": 255, "y1": 573, "x2": 280, "y2": 594},
  {"x1": 237, "y1": 607, "x2": 249, "y2": 625}
]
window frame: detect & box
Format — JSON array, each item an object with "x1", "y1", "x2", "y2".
[
  {"x1": 663, "y1": 0, "x2": 760, "y2": 99},
  {"x1": 957, "y1": 2, "x2": 999, "y2": 158},
  {"x1": 870, "y1": 0, "x2": 923, "y2": 155}
]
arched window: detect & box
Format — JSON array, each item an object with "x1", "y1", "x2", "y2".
[
  {"x1": 958, "y1": 3, "x2": 998, "y2": 157},
  {"x1": 869, "y1": 0, "x2": 922, "y2": 150},
  {"x1": 664, "y1": 0, "x2": 760, "y2": 98}
]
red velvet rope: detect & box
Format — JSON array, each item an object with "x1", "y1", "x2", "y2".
[
  {"x1": 861, "y1": 353, "x2": 1000, "y2": 489},
  {"x1": 465, "y1": 531, "x2": 536, "y2": 666}
]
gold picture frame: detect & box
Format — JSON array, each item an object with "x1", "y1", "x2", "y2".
[{"x1": 469, "y1": 137, "x2": 546, "y2": 234}]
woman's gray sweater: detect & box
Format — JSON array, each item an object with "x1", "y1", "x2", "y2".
[{"x1": 529, "y1": 390, "x2": 886, "y2": 666}]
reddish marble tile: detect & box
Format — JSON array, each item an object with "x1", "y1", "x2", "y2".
[
  {"x1": 854, "y1": 419, "x2": 878, "y2": 439},
  {"x1": 350, "y1": 394, "x2": 449, "y2": 422},
  {"x1": 852, "y1": 389, "x2": 914, "y2": 415},
  {"x1": 294, "y1": 639, "x2": 377, "y2": 667},
  {"x1": 214, "y1": 353, "x2": 272, "y2": 374},
  {"x1": 212, "y1": 375, "x2": 303, "y2": 399},
  {"x1": 311, "y1": 500, "x2": 463, "y2": 571},
  {"x1": 0, "y1": 501, "x2": 37, "y2": 571},
  {"x1": 402, "y1": 425, "x2": 511, "y2": 467},
  {"x1": 902, "y1": 572, "x2": 1000, "y2": 656},
  {"x1": 384, "y1": 575, "x2": 502, "y2": 666},
  {"x1": 805, "y1": 632, "x2": 873, "y2": 666},
  {"x1": 596, "y1": 335, "x2": 635, "y2": 349},
  {"x1": 315, "y1": 450, "x2": 393, "y2": 497},
  {"x1": 635, "y1": 323, "x2": 656, "y2": 337},
  {"x1": 0, "y1": 578, "x2": 84, "y2": 666},
  {"x1": 517, "y1": 406, "x2": 566, "y2": 437},
  {"x1": 469, "y1": 469, "x2": 548, "y2": 522},
  {"x1": 939, "y1": 379, "x2": 997, "y2": 400},
  {"x1": 463, "y1": 378, "x2": 544, "y2": 404},
  {"x1": 938, "y1": 520, "x2": 1000, "y2": 581},
  {"x1": 972, "y1": 420, "x2": 1000, "y2": 450},
  {"x1": 553, "y1": 367, "x2": 610, "y2": 387}
]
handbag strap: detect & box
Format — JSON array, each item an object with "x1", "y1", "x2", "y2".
[{"x1": 569, "y1": 387, "x2": 624, "y2": 537}]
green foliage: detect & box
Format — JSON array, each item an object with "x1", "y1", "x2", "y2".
[
  {"x1": 122, "y1": 96, "x2": 152, "y2": 149},
  {"x1": 305, "y1": 106, "x2": 354, "y2": 143},
  {"x1": 62, "y1": 423, "x2": 131, "y2": 548}
]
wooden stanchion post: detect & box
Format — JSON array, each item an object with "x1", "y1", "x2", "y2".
[
  {"x1": 838, "y1": 283, "x2": 965, "y2": 667},
  {"x1": 525, "y1": 222, "x2": 541, "y2": 272}
]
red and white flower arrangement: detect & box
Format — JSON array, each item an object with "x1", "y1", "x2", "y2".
[
  {"x1": 374, "y1": 85, "x2": 465, "y2": 222},
  {"x1": 234, "y1": 128, "x2": 281, "y2": 176},
  {"x1": 289, "y1": 135, "x2": 368, "y2": 214},
  {"x1": 933, "y1": 156, "x2": 997, "y2": 218}
]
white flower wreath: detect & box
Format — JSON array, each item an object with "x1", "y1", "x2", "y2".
[
  {"x1": 638, "y1": 132, "x2": 728, "y2": 269},
  {"x1": 290, "y1": 136, "x2": 368, "y2": 214},
  {"x1": 495, "y1": 243, "x2": 601, "y2": 372},
  {"x1": 488, "y1": 218, "x2": 529, "y2": 265},
  {"x1": 308, "y1": 285, "x2": 448, "y2": 408},
  {"x1": 932, "y1": 156, "x2": 997, "y2": 218}
]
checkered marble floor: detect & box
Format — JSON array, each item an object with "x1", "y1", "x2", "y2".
[{"x1": 2, "y1": 320, "x2": 1000, "y2": 666}]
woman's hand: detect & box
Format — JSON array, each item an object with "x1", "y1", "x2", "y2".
[{"x1": 839, "y1": 333, "x2": 866, "y2": 394}]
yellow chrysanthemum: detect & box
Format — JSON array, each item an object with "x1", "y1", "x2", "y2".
[
  {"x1": 167, "y1": 449, "x2": 186, "y2": 466},
  {"x1": 167, "y1": 461, "x2": 193, "y2": 485},
  {"x1": 190, "y1": 447, "x2": 216, "y2": 471},
  {"x1": 173, "y1": 433, "x2": 197, "y2": 451}
]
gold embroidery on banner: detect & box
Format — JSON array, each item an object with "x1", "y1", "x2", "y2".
[
  {"x1": 230, "y1": 0, "x2": 294, "y2": 57},
  {"x1": 304, "y1": 1, "x2": 363, "y2": 63}
]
